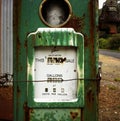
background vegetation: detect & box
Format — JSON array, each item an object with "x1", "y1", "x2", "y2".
[{"x1": 98, "y1": 34, "x2": 120, "y2": 51}]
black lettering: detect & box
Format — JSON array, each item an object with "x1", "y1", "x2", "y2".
[
  {"x1": 47, "y1": 78, "x2": 63, "y2": 83},
  {"x1": 47, "y1": 57, "x2": 53, "y2": 63},
  {"x1": 61, "y1": 57, "x2": 66, "y2": 63},
  {"x1": 47, "y1": 57, "x2": 66, "y2": 64}
]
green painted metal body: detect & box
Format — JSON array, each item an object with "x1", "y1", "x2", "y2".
[
  {"x1": 30, "y1": 109, "x2": 81, "y2": 121},
  {"x1": 13, "y1": 0, "x2": 99, "y2": 121}
]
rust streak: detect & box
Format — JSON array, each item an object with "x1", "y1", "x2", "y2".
[
  {"x1": 17, "y1": 85, "x2": 21, "y2": 98},
  {"x1": 64, "y1": 15, "x2": 84, "y2": 32},
  {"x1": 24, "y1": 102, "x2": 31, "y2": 121},
  {"x1": 13, "y1": 0, "x2": 23, "y2": 73},
  {"x1": 89, "y1": 0, "x2": 96, "y2": 76},
  {"x1": 70, "y1": 111, "x2": 78, "y2": 120},
  {"x1": 86, "y1": 88, "x2": 95, "y2": 109}
]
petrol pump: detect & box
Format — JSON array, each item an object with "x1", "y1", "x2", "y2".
[{"x1": 13, "y1": 0, "x2": 99, "y2": 121}]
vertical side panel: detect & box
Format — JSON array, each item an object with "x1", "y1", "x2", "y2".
[
  {"x1": 13, "y1": 0, "x2": 26, "y2": 121},
  {"x1": 1, "y1": 0, "x2": 13, "y2": 75},
  {"x1": 83, "y1": 0, "x2": 99, "y2": 121}
]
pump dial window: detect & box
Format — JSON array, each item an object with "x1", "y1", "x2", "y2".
[{"x1": 39, "y1": 0, "x2": 72, "y2": 27}]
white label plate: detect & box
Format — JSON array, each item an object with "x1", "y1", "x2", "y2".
[{"x1": 33, "y1": 47, "x2": 77, "y2": 102}]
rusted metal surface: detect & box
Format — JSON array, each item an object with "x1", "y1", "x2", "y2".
[
  {"x1": 0, "y1": 86, "x2": 13, "y2": 120},
  {"x1": 24, "y1": 102, "x2": 31, "y2": 121},
  {"x1": 70, "y1": 111, "x2": 79, "y2": 120},
  {"x1": 64, "y1": 15, "x2": 85, "y2": 32},
  {"x1": 88, "y1": 0, "x2": 97, "y2": 78},
  {"x1": 29, "y1": 109, "x2": 81, "y2": 121},
  {"x1": 83, "y1": 0, "x2": 99, "y2": 121},
  {"x1": 13, "y1": 0, "x2": 27, "y2": 121}
]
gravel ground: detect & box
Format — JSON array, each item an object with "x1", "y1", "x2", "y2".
[{"x1": 99, "y1": 54, "x2": 120, "y2": 121}]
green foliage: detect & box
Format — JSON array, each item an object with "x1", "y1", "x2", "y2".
[
  {"x1": 99, "y1": 38, "x2": 109, "y2": 49},
  {"x1": 99, "y1": 34, "x2": 120, "y2": 50},
  {"x1": 114, "y1": 78, "x2": 120, "y2": 82},
  {"x1": 108, "y1": 85, "x2": 116, "y2": 90},
  {"x1": 108, "y1": 36, "x2": 120, "y2": 50}
]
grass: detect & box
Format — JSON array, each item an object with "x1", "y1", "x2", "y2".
[
  {"x1": 108, "y1": 85, "x2": 116, "y2": 90},
  {"x1": 114, "y1": 78, "x2": 120, "y2": 82}
]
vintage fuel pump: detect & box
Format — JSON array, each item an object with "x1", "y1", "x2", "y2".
[{"x1": 13, "y1": 0, "x2": 99, "y2": 121}]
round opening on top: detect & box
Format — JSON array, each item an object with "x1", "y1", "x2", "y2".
[{"x1": 39, "y1": 0, "x2": 72, "y2": 27}]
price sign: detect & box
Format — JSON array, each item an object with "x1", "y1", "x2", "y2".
[{"x1": 33, "y1": 47, "x2": 77, "y2": 102}]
